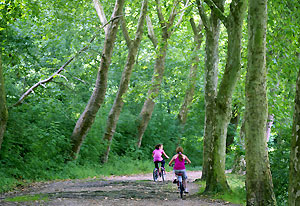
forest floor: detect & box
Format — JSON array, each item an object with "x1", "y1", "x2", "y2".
[{"x1": 0, "y1": 171, "x2": 240, "y2": 205}]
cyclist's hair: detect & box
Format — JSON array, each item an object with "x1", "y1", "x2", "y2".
[
  {"x1": 176, "y1": 146, "x2": 184, "y2": 161},
  {"x1": 155, "y1": 144, "x2": 162, "y2": 150}
]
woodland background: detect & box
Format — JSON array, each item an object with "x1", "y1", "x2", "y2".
[{"x1": 0, "y1": 0, "x2": 299, "y2": 205}]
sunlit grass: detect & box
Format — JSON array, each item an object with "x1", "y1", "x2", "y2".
[{"x1": 4, "y1": 194, "x2": 49, "y2": 202}]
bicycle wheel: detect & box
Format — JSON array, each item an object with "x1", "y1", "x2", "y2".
[
  {"x1": 179, "y1": 182, "x2": 184, "y2": 199},
  {"x1": 153, "y1": 168, "x2": 158, "y2": 181},
  {"x1": 161, "y1": 168, "x2": 165, "y2": 182}
]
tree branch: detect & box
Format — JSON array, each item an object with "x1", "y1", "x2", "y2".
[
  {"x1": 155, "y1": 0, "x2": 167, "y2": 31},
  {"x1": 120, "y1": 17, "x2": 132, "y2": 48},
  {"x1": 196, "y1": 0, "x2": 210, "y2": 31},
  {"x1": 133, "y1": 0, "x2": 148, "y2": 46},
  {"x1": 93, "y1": 0, "x2": 109, "y2": 35},
  {"x1": 146, "y1": 15, "x2": 158, "y2": 48},
  {"x1": 13, "y1": 16, "x2": 121, "y2": 107},
  {"x1": 190, "y1": 17, "x2": 204, "y2": 45},
  {"x1": 204, "y1": 0, "x2": 228, "y2": 27},
  {"x1": 172, "y1": 0, "x2": 192, "y2": 34},
  {"x1": 168, "y1": 1, "x2": 179, "y2": 27}
]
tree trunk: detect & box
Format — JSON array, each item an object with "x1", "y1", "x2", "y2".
[
  {"x1": 245, "y1": 0, "x2": 277, "y2": 204},
  {"x1": 177, "y1": 18, "x2": 203, "y2": 127},
  {"x1": 288, "y1": 54, "x2": 300, "y2": 205},
  {"x1": 200, "y1": 0, "x2": 223, "y2": 181},
  {"x1": 136, "y1": 40, "x2": 168, "y2": 148},
  {"x1": 136, "y1": 0, "x2": 179, "y2": 148},
  {"x1": 204, "y1": 0, "x2": 246, "y2": 193},
  {"x1": 70, "y1": 0, "x2": 125, "y2": 159},
  {"x1": 102, "y1": 0, "x2": 148, "y2": 163},
  {"x1": 0, "y1": 54, "x2": 8, "y2": 151}
]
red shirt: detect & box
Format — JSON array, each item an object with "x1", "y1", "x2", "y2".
[{"x1": 174, "y1": 156, "x2": 185, "y2": 170}]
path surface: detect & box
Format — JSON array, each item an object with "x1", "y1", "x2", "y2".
[{"x1": 0, "y1": 171, "x2": 240, "y2": 205}]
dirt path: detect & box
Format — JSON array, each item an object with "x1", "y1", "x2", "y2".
[{"x1": 0, "y1": 171, "x2": 240, "y2": 205}]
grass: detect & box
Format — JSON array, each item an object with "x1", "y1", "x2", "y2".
[
  {"x1": 0, "y1": 157, "x2": 154, "y2": 193},
  {"x1": 196, "y1": 173, "x2": 246, "y2": 205},
  {"x1": 60, "y1": 157, "x2": 154, "y2": 179},
  {"x1": 4, "y1": 194, "x2": 49, "y2": 202}
]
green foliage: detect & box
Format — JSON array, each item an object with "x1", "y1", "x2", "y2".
[
  {"x1": 268, "y1": 130, "x2": 291, "y2": 206},
  {"x1": 0, "y1": 172, "x2": 21, "y2": 193}
]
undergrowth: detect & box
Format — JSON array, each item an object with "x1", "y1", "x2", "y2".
[{"x1": 196, "y1": 173, "x2": 246, "y2": 205}]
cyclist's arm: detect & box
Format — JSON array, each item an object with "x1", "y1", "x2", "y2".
[
  {"x1": 184, "y1": 155, "x2": 192, "y2": 164},
  {"x1": 168, "y1": 155, "x2": 176, "y2": 166},
  {"x1": 162, "y1": 151, "x2": 169, "y2": 159}
]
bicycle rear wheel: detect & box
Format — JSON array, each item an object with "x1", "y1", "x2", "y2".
[
  {"x1": 179, "y1": 182, "x2": 184, "y2": 198},
  {"x1": 161, "y1": 169, "x2": 166, "y2": 181},
  {"x1": 153, "y1": 168, "x2": 158, "y2": 181}
]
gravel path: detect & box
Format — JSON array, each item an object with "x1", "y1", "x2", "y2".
[{"x1": 0, "y1": 171, "x2": 240, "y2": 205}]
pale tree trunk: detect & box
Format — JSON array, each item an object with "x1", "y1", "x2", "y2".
[
  {"x1": 288, "y1": 53, "x2": 300, "y2": 205},
  {"x1": 102, "y1": 0, "x2": 148, "y2": 163},
  {"x1": 197, "y1": 0, "x2": 223, "y2": 181},
  {"x1": 177, "y1": 18, "x2": 203, "y2": 127},
  {"x1": 266, "y1": 114, "x2": 274, "y2": 142},
  {"x1": 70, "y1": 0, "x2": 125, "y2": 159},
  {"x1": 204, "y1": 0, "x2": 246, "y2": 193},
  {"x1": 0, "y1": 54, "x2": 8, "y2": 151},
  {"x1": 136, "y1": 0, "x2": 184, "y2": 148},
  {"x1": 232, "y1": 111, "x2": 272, "y2": 174},
  {"x1": 245, "y1": 0, "x2": 277, "y2": 204}
]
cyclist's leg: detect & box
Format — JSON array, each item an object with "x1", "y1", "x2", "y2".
[
  {"x1": 154, "y1": 161, "x2": 159, "y2": 170},
  {"x1": 172, "y1": 170, "x2": 177, "y2": 183},
  {"x1": 175, "y1": 170, "x2": 187, "y2": 186},
  {"x1": 161, "y1": 159, "x2": 166, "y2": 169},
  {"x1": 182, "y1": 170, "x2": 188, "y2": 192}
]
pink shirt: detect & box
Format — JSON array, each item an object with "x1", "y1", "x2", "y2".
[
  {"x1": 153, "y1": 149, "x2": 164, "y2": 162},
  {"x1": 174, "y1": 156, "x2": 185, "y2": 170}
]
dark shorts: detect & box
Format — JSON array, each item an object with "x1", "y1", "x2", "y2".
[{"x1": 154, "y1": 159, "x2": 165, "y2": 169}]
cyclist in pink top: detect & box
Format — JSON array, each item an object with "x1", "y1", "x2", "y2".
[
  {"x1": 152, "y1": 144, "x2": 169, "y2": 173},
  {"x1": 168, "y1": 146, "x2": 191, "y2": 193}
]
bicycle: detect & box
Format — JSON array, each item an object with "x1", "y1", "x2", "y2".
[
  {"x1": 153, "y1": 163, "x2": 166, "y2": 182},
  {"x1": 175, "y1": 171, "x2": 185, "y2": 199},
  {"x1": 170, "y1": 164, "x2": 186, "y2": 199}
]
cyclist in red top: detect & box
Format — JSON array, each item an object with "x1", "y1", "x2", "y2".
[{"x1": 169, "y1": 146, "x2": 191, "y2": 193}]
